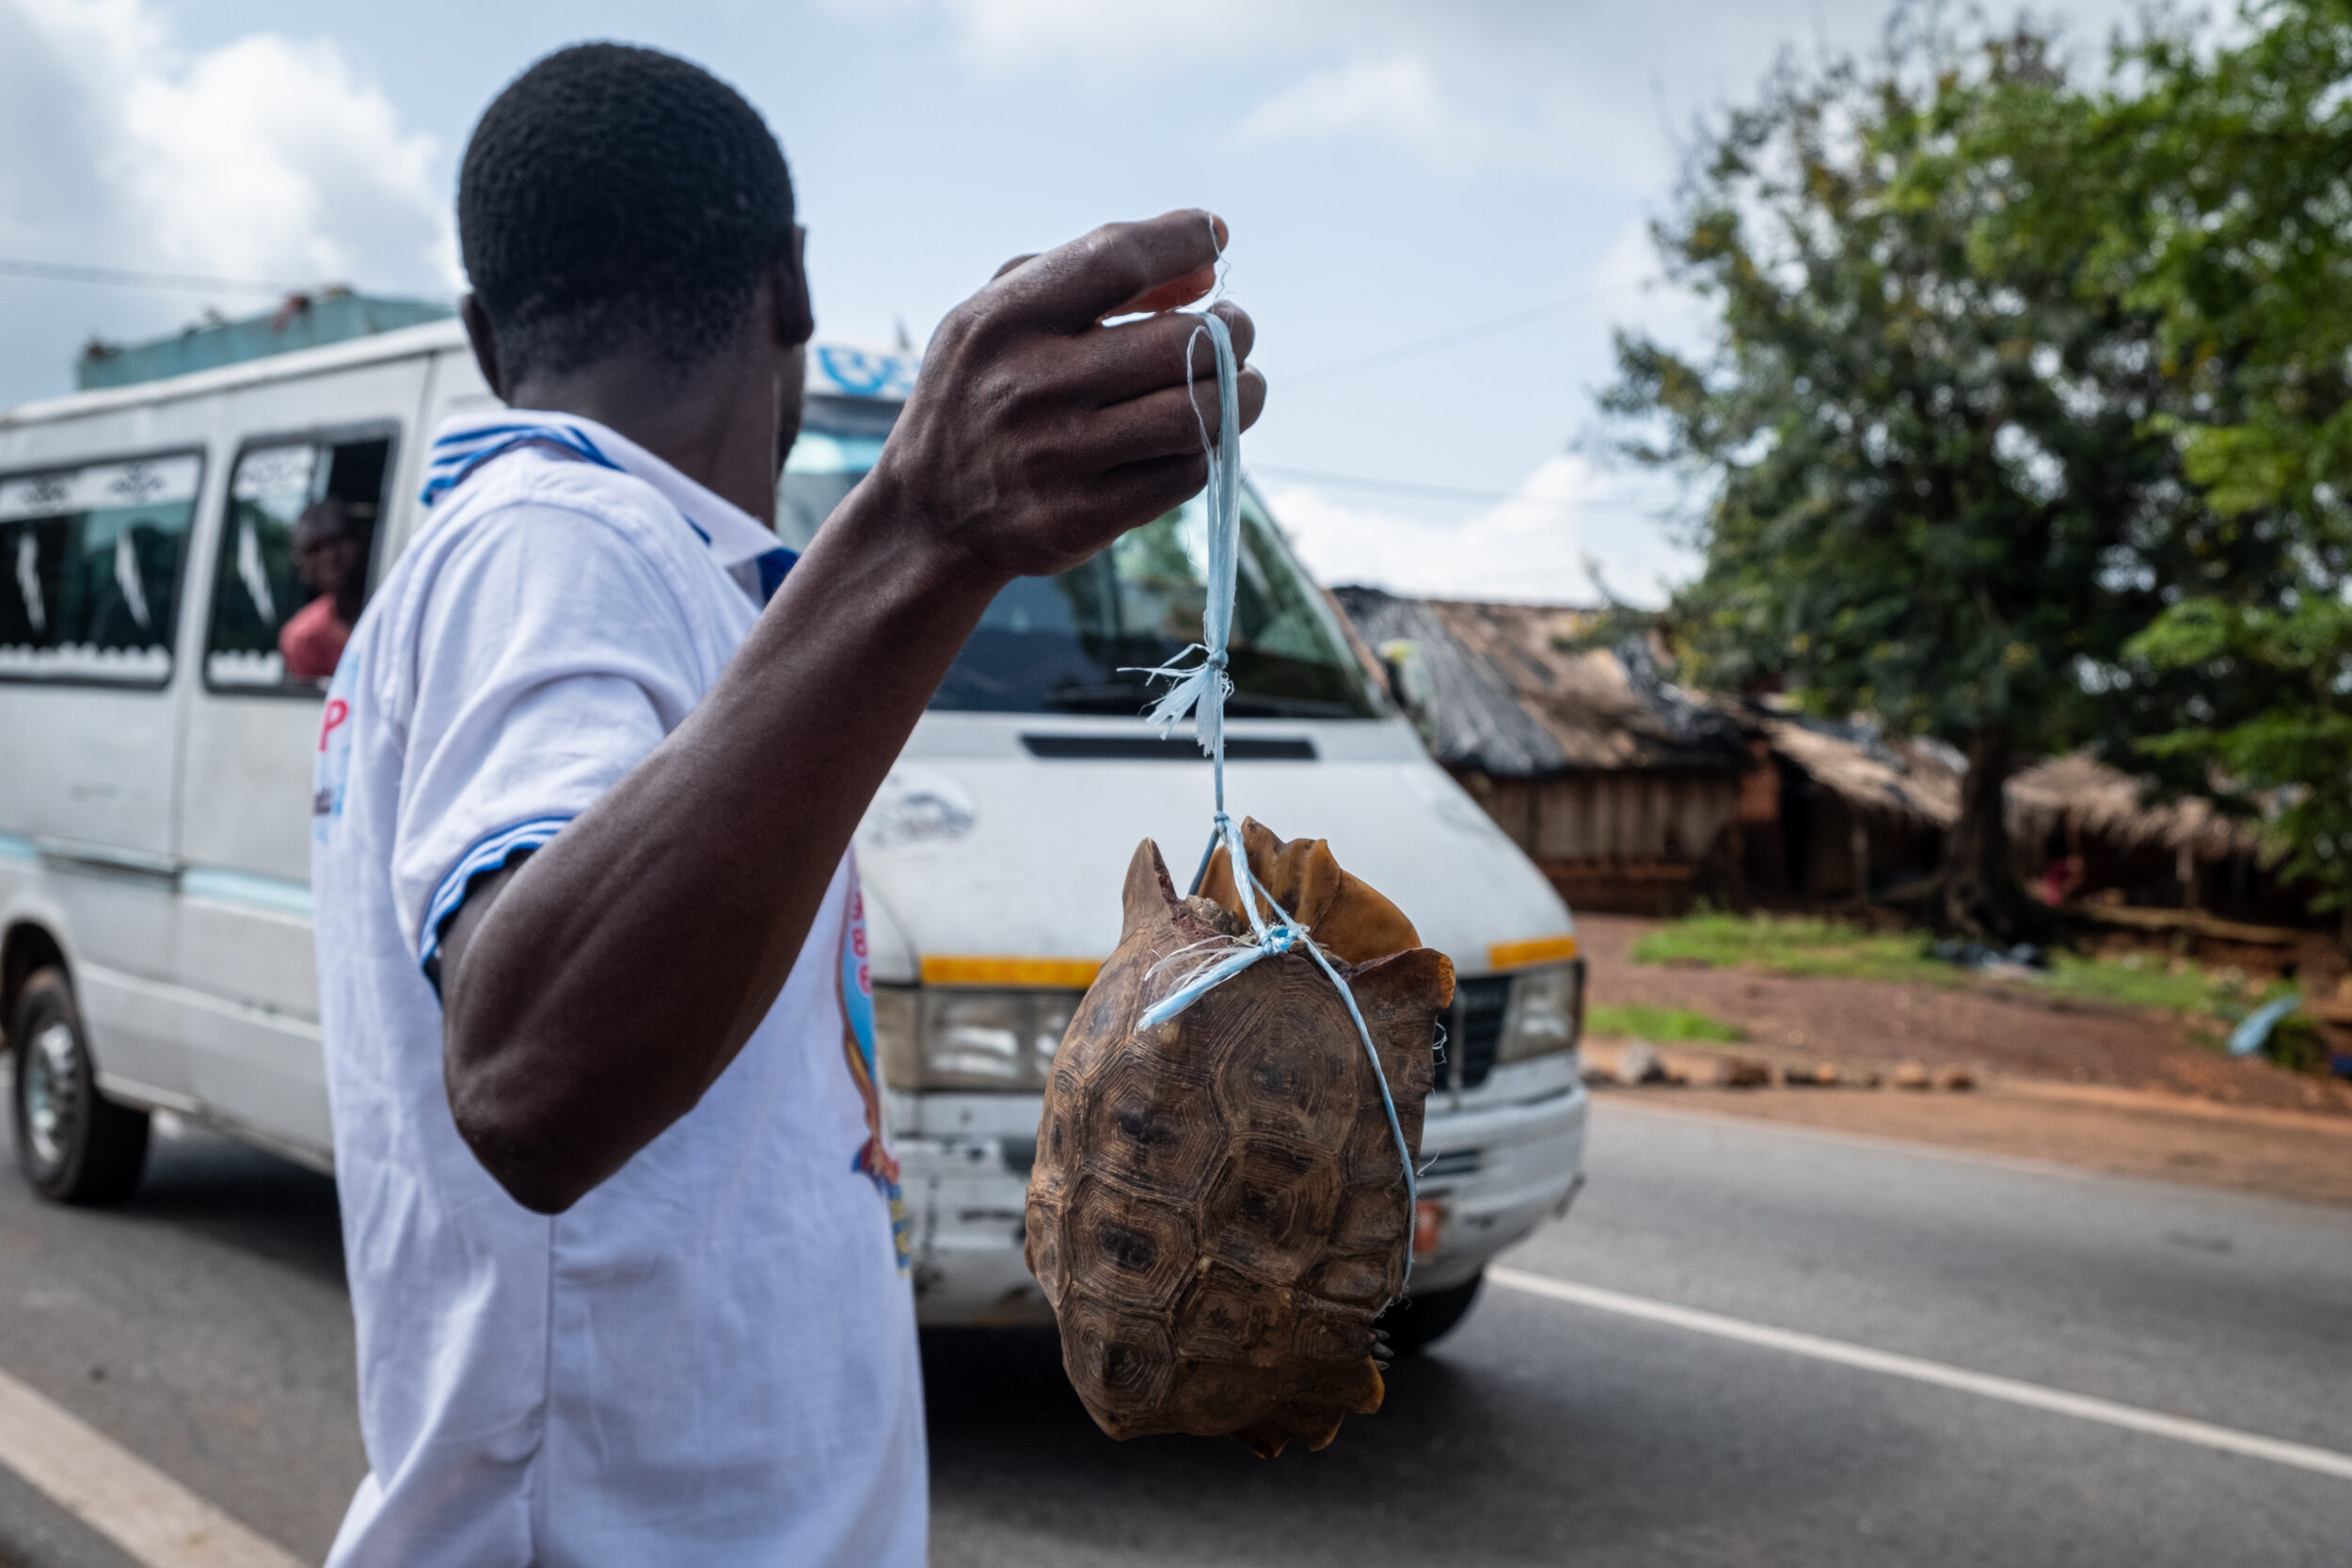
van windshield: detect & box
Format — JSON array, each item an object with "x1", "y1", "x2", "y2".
[{"x1": 781, "y1": 395, "x2": 1379, "y2": 720}]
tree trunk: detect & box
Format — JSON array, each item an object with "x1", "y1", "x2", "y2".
[{"x1": 1933, "y1": 721, "x2": 2043, "y2": 942}]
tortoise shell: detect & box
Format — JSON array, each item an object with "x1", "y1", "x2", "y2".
[{"x1": 1025, "y1": 821, "x2": 1455, "y2": 1456}]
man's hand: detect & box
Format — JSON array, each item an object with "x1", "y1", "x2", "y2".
[
  {"x1": 439, "y1": 213, "x2": 1266, "y2": 1213},
  {"x1": 869, "y1": 209, "x2": 1264, "y2": 581}
]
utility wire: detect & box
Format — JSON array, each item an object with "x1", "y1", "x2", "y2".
[
  {"x1": 1279, "y1": 278, "x2": 1647, "y2": 389},
  {"x1": 0, "y1": 257, "x2": 319, "y2": 295},
  {"x1": 1248, "y1": 463, "x2": 1662, "y2": 515}
]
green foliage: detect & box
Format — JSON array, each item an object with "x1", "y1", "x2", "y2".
[
  {"x1": 1582, "y1": 1003, "x2": 1747, "y2": 1043},
  {"x1": 1981, "y1": 0, "x2": 2352, "y2": 921},
  {"x1": 1600, "y1": 16, "x2": 2311, "y2": 936},
  {"x1": 1604, "y1": 21, "x2": 2263, "y2": 758},
  {"x1": 2129, "y1": 597, "x2": 2352, "y2": 909}
]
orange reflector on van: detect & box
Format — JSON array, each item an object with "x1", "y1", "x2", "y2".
[
  {"x1": 920, "y1": 955, "x2": 1103, "y2": 990},
  {"x1": 1487, "y1": 934, "x2": 1579, "y2": 971}
]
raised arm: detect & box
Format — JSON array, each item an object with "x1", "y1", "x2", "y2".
[{"x1": 436, "y1": 212, "x2": 1263, "y2": 1212}]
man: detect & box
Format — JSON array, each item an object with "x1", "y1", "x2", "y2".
[
  {"x1": 278, "y1": 497, "x2": 366, "y2": 683},
  {"x1": 310, "y1": 42, "x2": 1261, "y2": 1567}
]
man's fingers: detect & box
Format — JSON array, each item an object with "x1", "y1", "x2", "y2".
[
  {"x1": 1076, "y1": 364, "x2": 1268, "y2": 468},
  {"x1": 992, "y1": 253, "x2": 1040, "y2": 282},
  {"x1": 1066, "y1": 302, "x2": 1257, "y2": 407},
  {"x1": 1083, "y1": 452, "x2": 1214, "y2": 538},
  {"x1": 989, "y1": 211, "x2": 1227, "y2": 334},
  {"x1": 1116, "y1": 264, "x2": 1216, "y2": 319}
]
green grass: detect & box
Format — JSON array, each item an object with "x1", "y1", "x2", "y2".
[
  {"x1": 2039, "y1": 951, "x2": 2280, "y2": 1014},
  {"x1": 1584, "y1": 1002, "x2": 1747, "y2": 1042},
  {"x1": 1630, "y1": 911, "x2": 1949, "y2": 985},
  {"x1": 1629, "y1": 910, "x2": 2293, "y2": 1026}
]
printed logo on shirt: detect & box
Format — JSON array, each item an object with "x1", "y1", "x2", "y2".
[
  {"x1": 311, "y1": 651, "x2": 358, "y2": 842},
  {"x1": 839, "y1": 870, "x2": 911, "y2": 1274}
]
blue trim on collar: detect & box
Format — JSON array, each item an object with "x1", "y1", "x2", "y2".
[{"x1": 757, "y1": 547, "x2": 797, "y2": 604}]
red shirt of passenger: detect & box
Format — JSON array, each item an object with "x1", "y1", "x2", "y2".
[{"x1": 279, "y1": 594, "x2": 352, "y2": 683}]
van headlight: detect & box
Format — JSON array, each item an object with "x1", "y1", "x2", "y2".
[
  {"x1": 873, "y1": 986, "x2": 1078, "y2": 1092},
  {"x1": 1495, "y1": 960, "x2": 1583, "y2": 1063}
]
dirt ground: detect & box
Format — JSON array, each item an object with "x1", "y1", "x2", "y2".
[
  {"x1": 1580, "y1": 912, "x2": 2352, "y2": 1207},
  {"x1": 1580, "y1": 913, "x2": 2352, "y2": 1116}
]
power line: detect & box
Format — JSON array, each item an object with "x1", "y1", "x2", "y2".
[
  {"x1": 1248, "y1": 463, "x2": 1663, "y2": 515},
  {"x1": 0, "y1": 257, "x2": 319, "y2": 295},
  {"x1": 1279, "y1": 278, "x2": 1647, "y2": 389}
]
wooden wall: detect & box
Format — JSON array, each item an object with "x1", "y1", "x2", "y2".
[{"x1": 1457, "y1": 768, "x2": 1739, "y2": 915}]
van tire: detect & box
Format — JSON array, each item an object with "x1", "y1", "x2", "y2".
[
  {"x1": 10, "y1": 968, "x2": 149, "y2": 1204},
  {"x1": 1378, "y1": 1269, "x2": 1484, "y2": 1356}
]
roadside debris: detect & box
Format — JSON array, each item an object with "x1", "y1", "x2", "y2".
[
  {"x1": 1932, "y1": 940, "x2": 2047, "y2": 979},
  {"x1": 1583, "y1": 1039, "x2": 1979, "y2": 1093},
  {"x1": 1716, "y1": 1056, "x2": 1773, "y2": 1088}
]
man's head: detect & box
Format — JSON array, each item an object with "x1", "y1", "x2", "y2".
[
  {"x1": 457, "y1": 43, "x2": 810, "y2": 394},
  {"x1": 292, "y1": 498, "x2": 365, "y2": 605}
]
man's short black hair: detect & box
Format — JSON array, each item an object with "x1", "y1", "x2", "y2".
[{"x1": 459, "y1": 43, "x2": 796, "y2": 382}]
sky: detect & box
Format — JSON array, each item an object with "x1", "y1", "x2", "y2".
[{"x1": 0, "y1": 0, "x2": 2135, "y2": 606}]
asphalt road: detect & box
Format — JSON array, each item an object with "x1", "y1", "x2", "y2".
[{"x1": 1, "y1": 1093, "x2": 2346, "y2": 1567}]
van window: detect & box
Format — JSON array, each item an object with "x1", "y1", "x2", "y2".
[
  {"x1": 0, "y1": 453, "x2": 202, "y2": 685},
  {"x1": 205, "y1": 435, "x2": 390, "y2": 690},
  {"x1": 780, "y1": 400, "x2": 1378, "y2": 720}
]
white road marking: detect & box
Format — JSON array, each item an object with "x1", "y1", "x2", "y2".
[
  {"x1": 0, "y1": 1363, "x2": 307, "y2": 1568},
  {"x1": 1489, "y1": 1266, "x2": 2352, "y2": 1482}
]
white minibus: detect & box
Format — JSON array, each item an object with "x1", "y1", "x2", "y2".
[{"x1": 0, "y1": 319, "x2": 1586, "y2": 1349}]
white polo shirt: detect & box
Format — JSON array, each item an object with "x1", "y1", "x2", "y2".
[{"x1": 310, "y1": 411, "x2": 926, "y2": 1567}]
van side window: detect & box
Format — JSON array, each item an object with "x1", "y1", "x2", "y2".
[
  {"x1": 0, "y1": 453, "x2": 202, "y2": 685},
  {"x1": 205, "y1": 436, "x2": 390, "y2": 691}
]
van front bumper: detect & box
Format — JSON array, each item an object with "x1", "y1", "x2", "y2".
[{"x1": 893, "y1": 1065, "x2": 1589, "y2": 1327}]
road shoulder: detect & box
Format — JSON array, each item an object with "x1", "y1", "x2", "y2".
[{"x1": 1590, "y1": 1076, "x2": 2352, "y2": 1207}]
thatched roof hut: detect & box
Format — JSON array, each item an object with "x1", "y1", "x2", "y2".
[
  {"x1": 1332, "y1": 591, "x2": 1743, "y2": 774},
  {"x1": 2006, "y1": 752, "x2": 2263, "y2": 863},
  {"x1": 1332, "y1": 589, "x2": 1745, "y2": 913},
  {"x1": 1745, "y1": 711, "x2": 1963, "y2": 829}
]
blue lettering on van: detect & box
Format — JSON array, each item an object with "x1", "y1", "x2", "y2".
[{"x1": 815, "y1": 346, "x2": 918, "y2": 401}]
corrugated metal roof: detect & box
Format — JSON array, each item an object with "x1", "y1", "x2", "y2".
[{"x1": 1332, "y1": 587, "x2": 1743, "y2": 777}]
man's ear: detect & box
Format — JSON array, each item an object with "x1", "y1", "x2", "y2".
[
  {"x1": 459, "y1": 294, "x2": 510, "y2": 403},
  {"x1": 771, "y1": 227, "x2": 815, "y2": 348}
]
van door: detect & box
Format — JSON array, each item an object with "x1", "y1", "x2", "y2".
[
  {"x1": 176, "y1": 370, "x2": 420, "y2": 1153},
  {"x1": 0, "y1": 449, "x2": 206, "y2": 1099}
]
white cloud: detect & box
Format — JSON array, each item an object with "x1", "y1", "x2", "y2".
[
  {"x1": 1, "y1": 0, "x2": 453, "y2": 294},
  {"x1": 924, "y1": 0, "x2": 1278, "y2": 61},
  {"x1": 850, "y1": 0, "x2": 1659, "y2": 177},
  {"x1": 1263, "y1": 452, "x2": 1697, "y2": 608},
  {"x1": 1237, "y1": 54, "x2": 1474, "y2": 161}
]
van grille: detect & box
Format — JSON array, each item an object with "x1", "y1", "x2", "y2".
[
  {"x1": 1452, "y1": 975, "x2": 1511, "y2": 1090},
  {"x1": 1021, "y1": 734, "x2": 1316, "y2": 762}
]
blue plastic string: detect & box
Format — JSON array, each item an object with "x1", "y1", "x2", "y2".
[{"x1": 1129, "y1": 308, "x2": 1420, "y2": 1299}]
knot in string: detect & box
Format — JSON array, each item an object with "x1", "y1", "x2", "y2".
[{"x1": 1127, "y1": 309, "x2": 1421, "y2": 1298}]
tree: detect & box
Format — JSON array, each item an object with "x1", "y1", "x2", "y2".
[
  {"x1": 1983, "y1": 0, "x2": 2352, "y2": 931},
  {"x1": 1605, "y1": 17, "x2": 2282, "y2": 939}
]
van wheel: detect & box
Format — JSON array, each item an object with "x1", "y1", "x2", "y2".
[
  {"x1": 10, "y1": 968, "x2": 148, "y2": 1204},
  {"x1": 1378, "y1": 1269, "x2": 1484, "y2": 1356}
]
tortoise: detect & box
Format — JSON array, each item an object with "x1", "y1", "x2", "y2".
[{"x1": 1025, "y1": 817, "x2": 1455, "y2": 1456}]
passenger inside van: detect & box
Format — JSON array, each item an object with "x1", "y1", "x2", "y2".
[{"x1": 278, "y1": 497, "x2": 368, "y2": 682}]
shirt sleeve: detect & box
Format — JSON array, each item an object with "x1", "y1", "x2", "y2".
[{"x1": 388, "y1": 501, "x2": 706, "y2": 989}]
